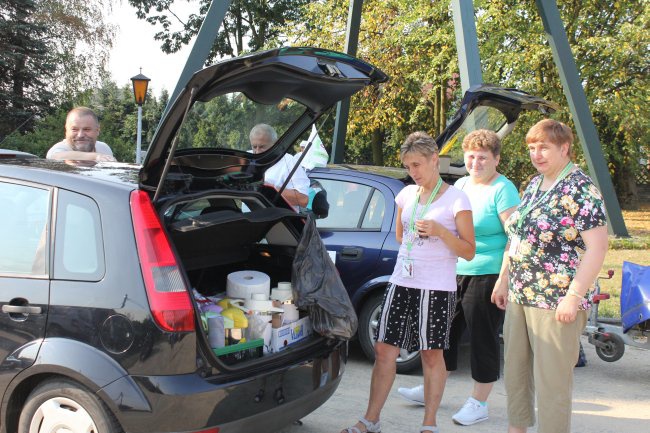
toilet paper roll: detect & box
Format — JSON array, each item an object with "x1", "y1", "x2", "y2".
[
  {"x1": 245, "y1": 297, "x2": 283, "y2": 313},
  {"x1": 271, "y1": 281, "x2": 293, "y2": 302},
  {"x1": 226, "y1": 271, "x2": 270, "y2": 300}
]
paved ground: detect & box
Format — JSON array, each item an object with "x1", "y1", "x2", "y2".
[{"x1": 278, "y1": 335, "x2": 650, "y2": 433}]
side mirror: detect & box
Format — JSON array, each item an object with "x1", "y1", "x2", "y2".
[{"x1": 309, "y1": 190, "x2": 329, "y2": 219}]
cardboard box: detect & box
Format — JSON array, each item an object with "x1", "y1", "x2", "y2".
[{"x1": 270, "y1": 316, "x2": 312, "y2": 353}]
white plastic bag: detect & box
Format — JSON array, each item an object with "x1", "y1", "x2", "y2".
[{"x1": 299, "y1": 125, "x2": 329, "y2": 170}]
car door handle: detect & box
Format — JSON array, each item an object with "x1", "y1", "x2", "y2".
[
  {"x1": 340, "y1": 247, "x2": 363, "y2": 260},
  {"x1": 2, "y1": 305, "x2": 42, "y2": 314}
]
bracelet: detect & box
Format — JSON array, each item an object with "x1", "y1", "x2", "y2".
[{"x1": 567, "y1": 288, "x2": 583, "y2": 299}]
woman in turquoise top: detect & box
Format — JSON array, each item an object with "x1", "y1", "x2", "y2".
[{"x1": 398, "y1": 130, "x2": 520, "y2": 427}]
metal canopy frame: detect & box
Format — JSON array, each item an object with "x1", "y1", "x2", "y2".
[{"x1": 164, "y1": 0, "x2": 627, "y2": 236}]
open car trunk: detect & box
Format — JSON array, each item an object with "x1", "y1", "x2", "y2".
[
  {"x1": 142, "y1": 47, "x2": 384, "y2": 372},
  {"x1": 160, "y1": 190, "x2": 349, "y2": 370}
]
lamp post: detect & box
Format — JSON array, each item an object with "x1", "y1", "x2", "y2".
[{"x1": 130, "y1": 69, "x2": 150, "y2": 164}]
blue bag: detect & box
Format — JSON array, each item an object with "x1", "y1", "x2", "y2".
[{"x1": 621, "y1": 261, "x2": 650, "y2": 333}]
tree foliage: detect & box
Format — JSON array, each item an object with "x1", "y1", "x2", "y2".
[
  {"x1": 0, "y1": 0, "x2": 114, "y2": 142},
  {"x1": 476, "y1": 0, "x2": 648, "y2": 207},
  {"x1": 0, "y1": 0, "x2": 56, "y2": 140},
  {"x1": 288, "y1": 0, "x2": 459, "y2": 166},
  {"x1": 287, "y1": 0, "x2": 648, "y2": 207},
  {"x1": 128, "y1": 0, "x2": 310, "y2": 62},
  {"x1": 35, "y1": 0, "x2": 115, "y2": 100},
  {"x1": 2, "y1": 0, "x2": 647, "y2": 209}
]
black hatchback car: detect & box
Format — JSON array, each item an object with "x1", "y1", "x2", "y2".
[
  {"x1": 0, "y1": 48, "x2": 387, "y2": 433},
  {"x1": 309, "y1": 85, "x2": 559, "y2": 373}
]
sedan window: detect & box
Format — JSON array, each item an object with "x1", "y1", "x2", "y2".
[
  {"x1": 361, "y1": 189, "x2": 386, "y2": 229},
  {"x1": 314, "y1": 179, "x2": 381, "y2": 230}
]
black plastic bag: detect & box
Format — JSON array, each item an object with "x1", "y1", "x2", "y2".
[{"x1": 292, "y1": 214, "x2": 358, "y2": 339}]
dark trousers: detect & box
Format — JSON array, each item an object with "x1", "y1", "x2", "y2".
[{"x1": 443, "y1": 274, "x2": 504, "y2": 383}]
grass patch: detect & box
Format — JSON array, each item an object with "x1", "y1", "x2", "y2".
[
  {"x1": 608, "y1": 205, "x2": 650, "y2": 249},
  {"x1": 598, "y1": 204, "x2": 650, "y2": 318}
]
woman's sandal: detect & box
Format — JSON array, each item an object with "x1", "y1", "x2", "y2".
[
  {"x1": 420, "y1": 426, "x2": 439, "y2": 433},
  {"x1": 341, "y1": 417, "x2": 381, "y2": 433}
]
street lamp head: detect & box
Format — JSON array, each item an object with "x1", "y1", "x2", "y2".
[{"x1": 130, "y1": 70, "x2": 151, "y2": 106}]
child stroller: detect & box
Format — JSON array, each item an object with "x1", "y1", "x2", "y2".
[{"x1": 584, "y1": 261, "x2": 650, "y2": 362}]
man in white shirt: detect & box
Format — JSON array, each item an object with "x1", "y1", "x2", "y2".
[
  {"x1": 249, "y1": 124, "x2": 309, "y2": 209},
  {"x1": 46, "y1": 107, "x2": 116, "y2": 162},
  {"x1": 293, "y1": 140, "x2": 307, "y2": 166}
]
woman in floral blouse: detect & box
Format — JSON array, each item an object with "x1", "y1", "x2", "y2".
[{"x1": 491, "y1": 119, "x2": 608, "y2": 433}]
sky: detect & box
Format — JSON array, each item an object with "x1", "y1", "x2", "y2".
[{"x1": 107, "y1": 1, "x2": 200, "y2": 97}]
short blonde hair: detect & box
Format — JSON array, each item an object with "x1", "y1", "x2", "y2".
[
  {"x1": 526, "y1": 119, "x2": 573, "y2": 154},
  {"x1": 461, "y1": 129, "x2": 501, "y2": 157},
  {"x1": 400, "y1": 131, "x2": 438, "y2": 160}
]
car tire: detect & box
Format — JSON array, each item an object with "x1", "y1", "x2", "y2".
[
  {"x1": 358, "y1": 290, "x2": 422, "y2": 374},
  {"x1": 18, "y1": 379, "x2": 122, "y2": 433}
]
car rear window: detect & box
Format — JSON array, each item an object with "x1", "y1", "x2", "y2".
[{"x1": 174, "y1": 91, "x2": 306, "y2": 153}]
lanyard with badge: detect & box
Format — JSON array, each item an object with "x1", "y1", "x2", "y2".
[
  {"x1": 402, "y1": 178, "x2": 443, "y2": 278},
  {"x1": 508, "y1": 162, "x2": 574, "y2": 256}
]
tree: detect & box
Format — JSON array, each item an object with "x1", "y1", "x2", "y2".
[
  {"x1": 0, "y1": 0, "x2": 55, "y2": 141},
  {"x1": 129, "y1": 0, "x2": 310, "y2": 63},
  {"x1": 35, "y1": 0, "x2": 114, "y2": 101},
  {"x1": 476, "y1": 0, "x2": 649, "y2": 208},
  {"x1": 287, "y1": 0, "x2": 459, "y2": 166},
  {"x1": 287, "y1": 0, "x2": 648, "y2": 206},
  {"x1": 0, "y1": 0, "x2": 114, "y2": 142}
]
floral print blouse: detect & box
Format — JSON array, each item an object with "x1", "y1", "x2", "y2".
[{"x1": 504, "y1": 169, "x2": 607, "y2": 310}]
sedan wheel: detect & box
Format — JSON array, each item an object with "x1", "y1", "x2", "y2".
[
  {"x1": 19, "y1": 380, "x2": 121, "y2": 433},
  {"x1": 358, "y1": 291, "x2": 422, "y2": 374}
]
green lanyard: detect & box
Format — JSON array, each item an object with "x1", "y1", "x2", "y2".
[
  {"x1": 516, "y1": 162, "x2": 574, "y2": 233},
  {"x1": 406, "y1": 178, "x2": 443, "y2": 254}
]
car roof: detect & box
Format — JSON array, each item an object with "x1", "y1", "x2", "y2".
[
  {"x1": 0, "y1": 158, "x2": 140, "y2": 191},
  {"x1": 309, "y1": 165, "x2": 409, "y2": 192}
]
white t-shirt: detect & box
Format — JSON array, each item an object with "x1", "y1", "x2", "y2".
[
  {"x1": 46, "y1": 140, "x2": 114, "y2": 159},
  {"x1": 389, "y1": 184, "x2": 472, "y2": 291},
  {"x1": 264, "y1": 154, "x2": 310, "y2": 195}
]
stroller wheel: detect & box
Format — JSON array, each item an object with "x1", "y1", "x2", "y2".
[{"x1": 595, "y1": 333, "x2": 625, "y2": 362}]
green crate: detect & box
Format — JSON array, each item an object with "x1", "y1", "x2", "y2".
[{"x1": 213, "y1": 338, "x2": 264, "y2": 365}]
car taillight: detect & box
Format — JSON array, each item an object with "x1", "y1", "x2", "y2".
[{"x1": 130, "y1": 190, "x2": 195, "y2": 332}]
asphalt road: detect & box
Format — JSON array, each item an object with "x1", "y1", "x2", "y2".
[{"x1": 277, "y1": 336, "x2": 650, "y2": 433}]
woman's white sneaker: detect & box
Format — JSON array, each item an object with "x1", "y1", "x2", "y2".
[{"x1": 452, "y1": 397, "x2": 488, "y2": 425}]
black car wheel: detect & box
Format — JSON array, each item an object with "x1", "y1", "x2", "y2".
[
  {"x1": 358, "y1": 291, "x2": 422, "y2": 374},
  {"x1": 18, "y1": 379, "x2": 122, "y2": 433}
]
